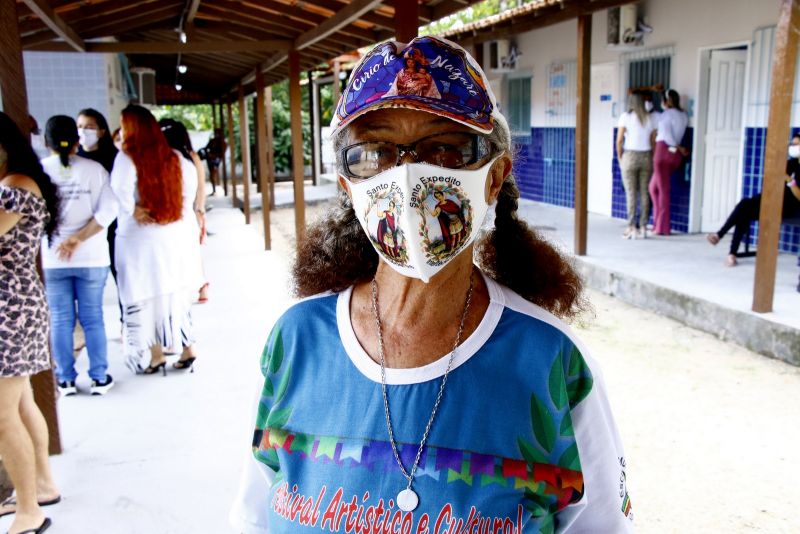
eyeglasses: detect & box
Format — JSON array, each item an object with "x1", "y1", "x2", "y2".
[{"x1": 341, "y1": 132, "x2": 494, "y2": 181}]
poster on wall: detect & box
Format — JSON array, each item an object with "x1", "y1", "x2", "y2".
[{"x1": 546, "y1": 62, "x2": 576, "y2": 125}]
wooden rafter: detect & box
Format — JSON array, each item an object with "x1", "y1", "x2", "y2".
[
  {"x1": 30, "y1": 40, "x2": 291, "y2": 54},
  {"x1": 21, "y1": 0, "x2": 84, "y2": 51},
  {"x1": 294, "y1": 0, "x2": 383, "y2": 51}
]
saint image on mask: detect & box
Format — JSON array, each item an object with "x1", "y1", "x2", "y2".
[
  {"x1": 419, "y1": 185, "x2": 472, "y2": 264},
  {"x1": 365, "y1": 192, "x2": 408, "y2": 265}
]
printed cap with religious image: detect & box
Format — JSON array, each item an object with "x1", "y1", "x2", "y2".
[{"x1": 330, "y1": 35, "x2": 507, "y2": 137}]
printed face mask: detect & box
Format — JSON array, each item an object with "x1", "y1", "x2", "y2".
[
  {"x1": 789, "y1": 145, "x2": 800, "y2": 159},
  {"x1": 346, "y1": 159, "x2": 496, "y2": 283},
  {"x1": 78, "y1": 128, "x2": 99, "y2": 150}
]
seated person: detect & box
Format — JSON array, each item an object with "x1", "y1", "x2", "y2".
[{"x1": 707, "y1": 135, "x2": 800, "y2": 266}]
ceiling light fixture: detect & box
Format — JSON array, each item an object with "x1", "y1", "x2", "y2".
[
  {"x1": 175, "y1": 83, "x2": 183, "y2": 91},
  {"x1": 178, "y1": 64, "x2": 188, "y2": 74},
  {"x1": 179, "y1": 31, "x2": 187, "y2": 44}
]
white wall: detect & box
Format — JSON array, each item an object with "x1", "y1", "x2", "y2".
[{"x1": 489, "y1": 0, "x2": 783, "y2": 220}]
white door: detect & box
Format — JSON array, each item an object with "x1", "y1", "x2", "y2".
[
  {"x1": 701, "y1": 49, "x2": 747, "y2": 232},
  {"x1": 588, "y1": 62, "x2": 617, "y2": 216}
]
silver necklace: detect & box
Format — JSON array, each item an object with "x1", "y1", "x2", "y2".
[{"x1": 370, "y1": 272, "x2": 474, "y2": 512}]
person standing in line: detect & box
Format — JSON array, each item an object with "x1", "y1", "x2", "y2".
[
  {"x1": 0, "y1": 112, "x2": 61, "y2": 534},
  {"x1": 649, "y1": 89, "x2": 689, "y2": 236},
  {"x1": 111, "y1": 105, "x2": 197, "y2": 375},
  {"x1": 616, "y1": 92, "x2": 658, "y2": 239},
  {"x1": 203, "y1": 128, "x2": 226, "y2": 196},
  {"x1": 157, "y1": 118, "x2": 206, "y2": 367},
  {"x1": 40, "y1": 116, "x2": 118, "y2": 396},
  {"x1": 76, "y1": 109, "x2": 121, "y2": 317}
]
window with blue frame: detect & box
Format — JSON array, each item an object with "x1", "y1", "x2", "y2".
[{"x1": 506, "y1": 76, "x2": 531, "y2": 134}]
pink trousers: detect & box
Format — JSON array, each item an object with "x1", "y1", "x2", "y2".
[{"x1": 649, "y1": 141, "x2": 683, "y2": 235}]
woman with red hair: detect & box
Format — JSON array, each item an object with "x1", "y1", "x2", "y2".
[{"x1": 111, "y1": 105, "x2": 198, "y2": 375}]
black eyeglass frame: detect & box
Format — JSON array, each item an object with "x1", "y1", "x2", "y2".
[{"x1": 340, "y1": 132, "x2": 495, "y2": 180}]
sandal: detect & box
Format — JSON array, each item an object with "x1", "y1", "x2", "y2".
[
  {"x1": 0, "y1": 495, "x2": 61, "y2": 518},
  {"x1": 10, "y1": 517, "x2": 52, "y2": 534},
  {"x1": 143, "y1": 362, "x2": 167, "y2": 376},
  {"x1": 173, "y1": 356, "x2": 196, "y2": 373}
]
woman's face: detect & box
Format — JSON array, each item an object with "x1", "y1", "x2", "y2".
[
  {"x1": 405, "y1": 58, "x2": 415, "y2": 69},
  {"x1": 77, "y1": 115, "x2": 104, "y2": 137}
]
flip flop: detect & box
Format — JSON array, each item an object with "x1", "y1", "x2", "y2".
[
  {"x1": 0, "y1": 496, "x2": 61, "y2": 518},
  {"x1": 8, "y1": 517, "x2": 52, "y2": 534}
]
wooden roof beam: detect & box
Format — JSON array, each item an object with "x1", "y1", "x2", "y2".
[
  {"x1": 294, "y1": 0, "x2": 383, "y2": 51},
  {"x1": 21, "y1": 0, "x2": 85, "y2": 51},
  {"x1": 75, "y1": 3, "x2": 184, "y2": 40},
  {"x1": 187, "y1": 0, "x2": 202, "y2": 23},
  {"x1": 28, "y1": 40, "x2": 292, "y2": 54}
]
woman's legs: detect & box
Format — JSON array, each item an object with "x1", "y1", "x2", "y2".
[
  {"x1": 43, "y1": 270, "x2": 77, "y2": 384},
  {"x1": 620, "y1": 152, "x2": 638, "y2": 234},
  {"x1": 74, "y1": 267, "x2": 110, "y2": 382},
  {"x1": 637, "y1": 154, "x2": 653, "y2": 232},
  {"x1": 18, "y1": 379, "x2": 59, "y2": 502},
  {"x1": 650, "y1": 143, "x2": 679, "y2": 234},
  {"x1": 0, "y1": 376, "x2": 46, "y2": 533}
]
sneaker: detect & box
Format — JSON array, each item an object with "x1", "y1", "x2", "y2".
[
  {"x1": 58, "y1": 380, "x2": 77, "y2": 396},
  {"x1": 90, "y1": 375, "x2": 115, "y2": 396}
]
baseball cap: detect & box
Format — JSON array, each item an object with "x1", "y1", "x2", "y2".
[{"x1": 330, "y1": 35, "x2": 506, "y2": 137}]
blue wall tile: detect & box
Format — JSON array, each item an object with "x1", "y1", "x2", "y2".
[
  {"x1": 741, "y1": 127, "x2": 800, "y2": 254},
  {"x1": 514, "y1": 128, "x2": 574, "y2": 206}
]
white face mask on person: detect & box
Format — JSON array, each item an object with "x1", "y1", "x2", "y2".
[
  {"x1": 644, "y1": 101, "x2": 654, "y2": 112},
  {"x1": 345, "y1": 159, "x2": 496, "y2": 283},
  {"x1": 78, "y1": 128, "x2": 99, "y2": 150},
  {"x1": 789, "y1": 144, "x2": 800, "y2": 159}
]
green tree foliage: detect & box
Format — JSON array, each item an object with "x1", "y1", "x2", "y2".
[
  {"x1": 422, "y1": 0, "x2": 531, "y2": 35},
  {"x1": 152, "y1": 104, "x2": 214, "y2": 131}
]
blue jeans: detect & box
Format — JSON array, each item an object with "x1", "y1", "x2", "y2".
[{"x1": 44, "y1": 267, "x2": 110, "y2": 382}]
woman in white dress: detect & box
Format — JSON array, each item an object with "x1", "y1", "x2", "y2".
[{"x1": 110, "y1": 105, "x2": 199, "y2": 375}]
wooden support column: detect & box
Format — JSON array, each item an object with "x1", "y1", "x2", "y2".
[
  {"x1": 473, "y1": 42, "x2": 485, "y2": 70},
  {"x1": 255, "y1": 70, "x2": 272, "y2": 250},
  {"x1": 574, "y1": 14, "x2": 591, "y2": 256},
  {"x1": 238, "y1": 84, "x2": 252, "y2": 224},
  {"x1": 0, "y1": 0, "x2": 30, "y2": 132},
  {"x1": 311, "y1": 77, "x2": 322, "y2": 183},
  {"x1": 227, "y1": 99, "x2": 237, "y2": 203},
  {"x1": 753, "y1": 0, "x2": 800, "y2": 312},
  {"x1": 219, "y1": 99, "x2": 229, "y2": 196},
  {"x1": 0, "y1": 0, "x2": 61, "y2": 456},
  {"x1": 393, "y1": 0, "x2": 418, "y2": 42},
  {"x1": 332, "y1": 60, "x2": 342, "y2": 111},
  {"x1": 265, "y1": 86, "x2": 276, "y2": 211},
  {"x1": 289, "y1": 50, "x2": 306, "y2": 240},
  {"x1": 212, "y1": 101, "x2": 218, "y2": 130},
  {"x1": 307, "y1": 71, "x2": 318, "y2": 186}
]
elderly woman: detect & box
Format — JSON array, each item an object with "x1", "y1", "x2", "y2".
[{"x1": 232, "y1": 37, "x2": 633, "y2": 533}]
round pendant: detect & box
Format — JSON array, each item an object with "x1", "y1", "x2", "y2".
[{"x1": 397, "y1": 488, "x2": 419, "y2": 512}]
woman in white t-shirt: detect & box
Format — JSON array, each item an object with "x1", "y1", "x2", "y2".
[
  {"x1": 41, "y1": 116, "x2": 119, "y2": 396},
  {"x1": 616, "y1": 92, "x2": 658, "y2": 239}
]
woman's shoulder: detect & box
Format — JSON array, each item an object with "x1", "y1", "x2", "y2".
[
  {"x1": 0, "y1": 174, "x2": 42, "y2": 198},
  {"x1": 488, "y1": 277, "x2": 590, "y2": 353},
  {"x1": 0, "y1": 176, "x2": 45, "y2": 215},
  {"x1": 277, "y1": 291, "x2": 339, "y2": 326}
]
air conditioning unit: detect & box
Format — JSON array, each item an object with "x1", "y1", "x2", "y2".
[
  {"x1": 489, "y1": 39, "x2": 519, "y2": 72},
  {"x1": 607, "y1": 5, "x2": 645, "y2": 47},
  {"x1": 130, "y1": 67, "x2": 156, "y2": 106}
]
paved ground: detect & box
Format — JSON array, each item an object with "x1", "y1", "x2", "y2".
[{"x1": 3, "y1": 193, "x2": 798, "y2": 533}]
